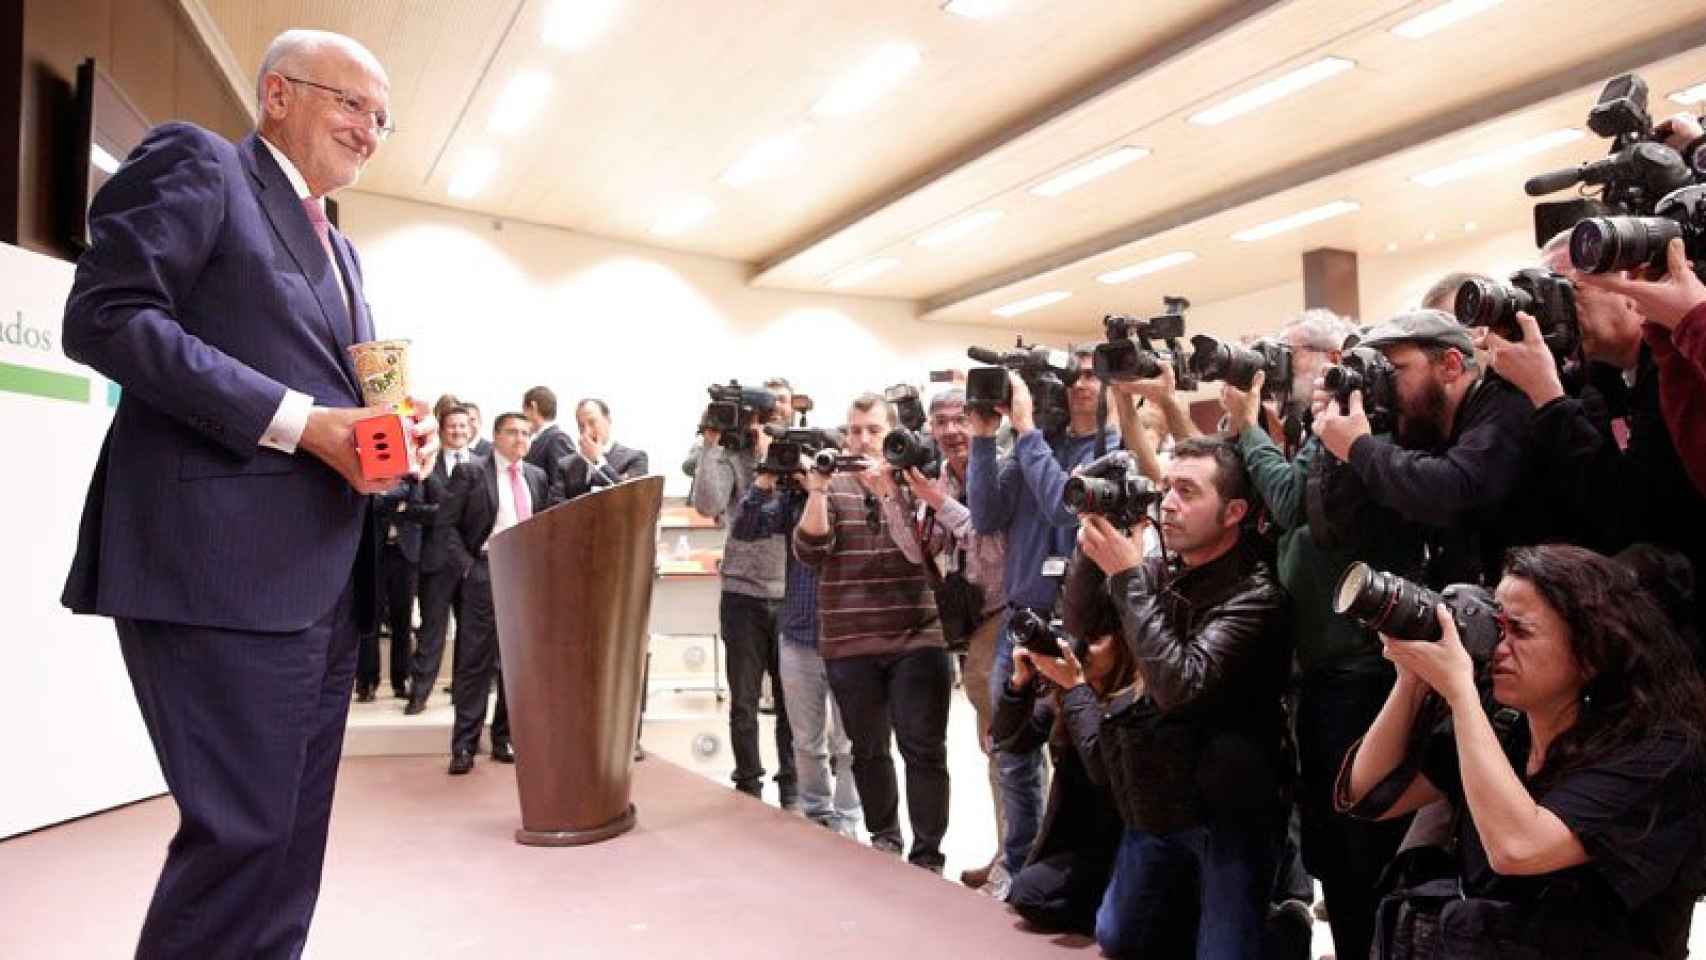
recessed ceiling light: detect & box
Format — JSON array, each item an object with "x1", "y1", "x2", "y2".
[
  {"x1": 1096, "y1": 251, "x2": 1197, "y2": 285},
  {"x1": 1029, "y1": 146, "x2": 1149, "y2": 198},
  {"x1": 488, "y1": 70, "x2": 552, "y2": 136},
  {"x1": 942, "y1": 0, "x2": 1013, "y2": 17},
  {"x1": 1464, "y1": 221, "x2": 1479, "y2": 233},
  {"x1": 916, "y1": 209, "x2": 1004, "y2": 248},
  {"x1": 811, "y1": 43, "x2": 922, "y2": 118},
  {"x1": 543, "y1": 0, "x2": 622, "y2": 51},
  {"x1": 447, "y1": 148, "x2": 500, "y2": 199},
  {"x1": 650, "y1": 196, "x2": 716, "y2": 237},
  {"x1": 90, "y1": 144, "x2": 120, "y2": 175},
  {"x1": 1188, "y1": 57, "x2": 1354, "y2": 127},
  {"x1": 1231, "y1": 200, "x2": 1359, "y2": 242},
  {"x1": 826, "y1": 257, "x2": 901, "y2": 289},
  {"x1": 721, "y1": 127, "x2": 811, "y2": 187},
  {"x1": 1669, "y1": 81, "x2": 1706, "y2": 106},
  {"x1": 1385, "y1": 242, "x2": 1399, "y2": 253},
  {"x1": 1410, "y1": 128, "x2": 1583, "y2": 188},
  {"x1": 1390, "y1": 0, "x2": 1504, "y2": 40},
  {"x1": 993, "y1": 290, "x2": 1070, "y2": 318}
]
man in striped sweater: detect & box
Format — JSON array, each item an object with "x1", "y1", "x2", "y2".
[{"x1": 794, "y1": 392, "x2": 952, "y2": 872}]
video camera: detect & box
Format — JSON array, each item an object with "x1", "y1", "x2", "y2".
[
  {"x1": 1062, "y1": 451, "x2": 1161, "y2": 531},
  {"x1": 1093, "y1": 296, "x2": 1198, "y2": 389},
  {"x1": 965, "y1": 337, "x2": 1080, "y2": 433},
  {"x1": 1010, "y1": 608, "x2": 1089, "y2": 663},
  {"x1": 1526, "y1": 73, "x2": 1698, "y2": 244},
  {"x1": 1189, "y1": 334, "x2": 1293, "y2": 400},
  {"x1": 760, "y1": 425, "x2": 845, "y2": 480},
  {"x1": 1333, "y1": 561, "x2": 1501, "y2": 666},
  {"x1": 1319, "y1": 346, "x2": 1397, "y2": 434},
  {"x1": 1453, "y1": 268, "x2": 1580, "y2": 363},
  {"x1": 701, "y1": 381, "x2": 777, "y2": 451}
]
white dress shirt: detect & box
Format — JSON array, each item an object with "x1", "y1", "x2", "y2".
[
  {"x1": 256, "y1": 136, "x2": 353, "y2": 455},
  {"x1": 487, "y1": 451, "x2": 531, "y2": 549},
  {"x1": 443, "y1": 446, "x2": 470, "y2": 476}
]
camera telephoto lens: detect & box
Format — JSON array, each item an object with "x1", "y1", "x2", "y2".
[
  {"x1": 1333, "y1": 562, "x2": 1444, "y2": 642},
  {"x1": 1568, "y1": 216, "x2": 1681, "y2": 275}
]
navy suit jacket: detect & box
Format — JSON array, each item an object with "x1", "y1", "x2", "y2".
[
  {"x1": 61, "y1": 123, "x2": 377, "y2": 633},
  {"x1": 375, "y1": 476, "x2": 433, "y2": 565},
  {"x1": 524, "y1": 423, "x2": 573, "y2": 474},
  {"x1": 440, "y1": 453, "x2": 550, "y2": 579},
  {"x1": 546, "y1": 442, "x2": 649, "y2": 507}
]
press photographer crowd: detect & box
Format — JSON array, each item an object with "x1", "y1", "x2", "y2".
[{"x1": 355, "y1": 75, "x2": 1706, "y2": 959}]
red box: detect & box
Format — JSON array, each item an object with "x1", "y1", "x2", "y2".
[{"x1": 353, "y1": 413, "x2": 419, "y2": 481}]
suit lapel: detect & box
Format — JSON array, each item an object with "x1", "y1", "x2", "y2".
[
  {"x1": 330, "y1": 231, "x2": 374, "y2": 346},
  {"x1": 241, "y1": 134, "x2": 362, "y2": 400}
]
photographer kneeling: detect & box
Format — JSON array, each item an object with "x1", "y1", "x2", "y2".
[
  {"x1": 1034, "y1": 436, "x2": 1292, "y2": 959},
  {"x1": 1339, "y1": 545, "x2": 1706, "y2": 959}
]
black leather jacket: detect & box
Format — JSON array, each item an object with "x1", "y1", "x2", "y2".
[{"x1": 1064, "y1": 542, "x2": 1293, "y2": 833}]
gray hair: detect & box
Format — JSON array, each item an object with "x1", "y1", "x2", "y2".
[
  {"x1": 928, "y1": 387, "x2": 966, "y2": 414},
  {"x1": 1282, "y1": 308, "x2": 1355, "y2": 352},
  {"x1": 255, "y1": 29, "x2": 386, "y2": 110}
]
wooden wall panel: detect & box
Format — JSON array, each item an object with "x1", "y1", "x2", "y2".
[{"x1": 109, "y1": 0, "x2": 174, "y2": 127}]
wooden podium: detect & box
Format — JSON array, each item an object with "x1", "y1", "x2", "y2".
[{"x1": 486, "y1": 475, "x2": 663, "y2": 846}]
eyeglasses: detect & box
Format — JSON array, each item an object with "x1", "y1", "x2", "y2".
[{"x1": 281, "y1": 75, "x2": 396, "y2": 140}]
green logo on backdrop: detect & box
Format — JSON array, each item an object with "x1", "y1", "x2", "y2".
[{"x1": 0, "y1": 308, "x2": 88, "y2": 403}]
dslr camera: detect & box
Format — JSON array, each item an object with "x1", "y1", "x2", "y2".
[
  {"x1": 1189, "y1": 334, "x2": 1293, "y2": 400},
  {"x1": 1453, "y1": 268, "x2": 1581, "y2": 363},
  {"x1": 1333, "y1": 561, "x2": 1502, "y2": 665},
  {"x1": 1319, "y1": 346, "x2": 1397, "y2": 434},
  {"x1": 1093, "y1": 296, "x2": 1199, "y2": 389},
  {"x1": 1062, "y1": 451, "x2": 1161, "y2": 531},
  {"x1": 965, "y1": 337, "x2": 1080, "y2": 433},
  {"x1": 879, "y1": 384, "x2": 942, "y2": 480},
  {"x1": 1010, "y1": 608, "x2": 1089, "y2": 663},
  {"x1": 702, "y1": 381, "x2": 777, "y2": 452},
  {"x1": 1569, "y1": 184, "x2": 1706, "y2": 282},
  {"x1": 1525, "y1": 72, "x2": 1697, "y2": 244}
]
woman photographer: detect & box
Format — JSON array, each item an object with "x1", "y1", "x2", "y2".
[{"x1": 1339, "y1": 544, "x2": 1706, "y2": 959}]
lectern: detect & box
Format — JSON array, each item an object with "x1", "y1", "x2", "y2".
[{"x1": 487, "y1": 475, "x2": 663, "y2": 845}]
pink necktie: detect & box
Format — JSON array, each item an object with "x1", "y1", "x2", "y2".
[
  {"x1": 509, "y1": 462, "x2": 532, "y2": 522},
  {"x1": 301, "y1": 197, "x2": 336, "y2": 265}
]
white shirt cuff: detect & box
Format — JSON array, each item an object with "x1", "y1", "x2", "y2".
[{"x1": 260, "y1": 389, "x2": 315, "y2": 453}]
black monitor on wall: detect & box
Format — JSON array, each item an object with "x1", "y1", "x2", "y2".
[{"x1": 69, "y1": 58, "x2": 150, "y2": 251}]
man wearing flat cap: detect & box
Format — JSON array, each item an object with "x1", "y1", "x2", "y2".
[{"x1": 1311, "y1": 309, "x2": 1534, "y2": 586}]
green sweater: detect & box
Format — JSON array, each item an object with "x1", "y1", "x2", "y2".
[{"x1": 1236, "y1": 426, "x2": 1424, "y2": 675}]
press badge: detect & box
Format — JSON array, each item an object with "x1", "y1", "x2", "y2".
[{"x1": 1041, "y1": 556, "x2": 1068, "y2": 578}]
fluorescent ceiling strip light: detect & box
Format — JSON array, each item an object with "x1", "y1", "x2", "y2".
[
  {"x1": 812, "y1": 43, "x2": 922, "y2": 118},
  {"x1": 650, "y1": 196, "x2": 716, "y2": 237},
  {"x1": 993, "y1": 290, "x2": 1070, "y2": 318},
  {"x1": 1029, "y1": 146, "x2": 1149, "y2": 198},
  {"x1": 90, "y1": 144, "x2": 120, "y2": 175},
  {"x1": 1390, "y1": 0, "x2": 1504, "y2": 40},
  {"x1": 447, "y1": 148, "x2": 500, "y2": 199},
  {"x1": 1231, "y1": 200, "x2": 1360, "y2": 242},
  {"x1": 942, "y1": 0, "x2": 1013, "y2": 18},
  {"x1": 720, "y1": 127, "x2": 810, "y2": 187},
  {"x1": 826, "y1": 257, "x2": 900, "y2": 289},
  {"x1": 1669, "y1": 81, "x2": 1706, "y2": 106},
  {"x1": 543, "y1": 0, "x2": 622, "y2": 51},
  {"x1": 1409, "y1": 128, "x2": 1583, "y2": 187},
  {"x1": 916, "y1": 209, "x2": 1004, "y2": 248},
  {"x1": 1096, "y1": 251, "x2": 1197, "y2": 285},
  {"x1": 1189, "y1": 57, "x2": 1354, "y2": 127},
  {"x1": 488, "y1": 70, "x2": 553, "y2": 135}
]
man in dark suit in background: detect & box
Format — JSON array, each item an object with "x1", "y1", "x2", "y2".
[
  {"x1": 464, "y1": 401, "x2": 492, "y2": 457},
  {"x1": 441, "y1": 412, "x2": 548, "y2": 774},
  {"x1": 58, "y1": 29, "x2": 434, "y2": 958},
  {"x1": 522, "y1": 385, "x2": 572, "y2": 472},
  {"x1": 406, "y1": 404, "x2": 474, "y2": 715},
  {"x1": 546, "y1": 397, "x2": 650, "y2": 506},
  {"x1": 356, "y1": 473, "x2": 433, "y2": 701}
]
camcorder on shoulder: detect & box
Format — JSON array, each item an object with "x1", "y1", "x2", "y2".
[
  {"x1": 702, "y1": 381, "x2": 777, "y2": 452},
  {"x1": 1063, "y1": 450, "x2": 1161, "y2": 531},
  {"x1": 1453, "y1": 268, "x2": 1581, "y2": 364},
  {"x1": 1333, "y1": 561, "x2": 1502, "y2": 666},
  {"x1": 1526, "y1": 72, "x2": 1698, "y2": 245},
  {"x1": 1189, "y1": 334, "x2": 1293, "y2": 401},
  {"x1": 965, "y1": 336, "x2": 1080, "y2": 433},
  {"x1": 1319, "y1": 346, "x2": 1398, "y2": 434},
  {"x1": 1093, "y1": 296, "x2": 1199, "y2": 390}
]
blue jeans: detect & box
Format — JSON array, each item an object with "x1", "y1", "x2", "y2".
[
  {"x1": 777, "y1": 638, "x2": 861, "y2": 830},
  {"x1": 1096, "y1": 821, "x2": 1278, "y2": 960},
  {"x1": 989, "y1": 611, "x2": 1047, "y2": 873}
]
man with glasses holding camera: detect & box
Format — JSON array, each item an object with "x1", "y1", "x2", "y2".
[{"x1": 795, "y1": 393, "x2": 951, "y2": 872}]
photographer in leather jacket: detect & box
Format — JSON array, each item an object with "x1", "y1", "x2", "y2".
[{"x1": 1030, "y1": 435, "x2": 1292, "y2": 959}]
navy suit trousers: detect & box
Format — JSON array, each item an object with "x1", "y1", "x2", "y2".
[{"x1": 118, "y1": 582, "x2": 356, "y2": 960}]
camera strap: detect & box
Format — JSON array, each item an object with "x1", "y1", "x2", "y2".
[{"x1": 1095, "y1": 382, "x2": 1110, "y2": 459}]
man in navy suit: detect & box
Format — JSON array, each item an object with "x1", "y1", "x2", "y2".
[
  {"x1": 358, "y1": 474, "x2": 434, "y2": 701},
  {"x1": 406, "y1": 404, "x2": 475, "y2": 715},
  {"x1": 545, "y1": 397, "x2": 650, "y2": 506},
  {"x1": 58, "y1": 29, "x2": 433, "y2": 959},
  {"x1": 441, "y1": 412, "x2": 549, "y2": 774},
  {"x1": 522, "y1": 385, "x2": 573, "y2": 473}
]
